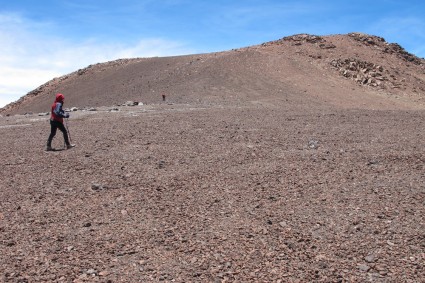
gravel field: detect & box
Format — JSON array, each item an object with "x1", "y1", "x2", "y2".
[{"x1": 1, "y1": 102, "x2": 424, "y2": 282}]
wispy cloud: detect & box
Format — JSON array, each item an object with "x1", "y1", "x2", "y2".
[{"x1": 0, "y1": 12, "x2": 194, "y2": 107}]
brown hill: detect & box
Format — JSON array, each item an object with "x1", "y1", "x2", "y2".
[{"x1": 1, "y1": 32, "x2": 424, "y2": 115}]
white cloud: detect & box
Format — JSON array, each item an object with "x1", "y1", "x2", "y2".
[
  {"x1": 0, "y1": 13, "x2": 194, "y2": 108},
  {"x1": 0, "y1": 67, "x2": 61, "y2": 103}
]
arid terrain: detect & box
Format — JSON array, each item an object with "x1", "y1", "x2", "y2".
[{"x1": 0, "y1": 33, "x2": 424, "y2": 282}]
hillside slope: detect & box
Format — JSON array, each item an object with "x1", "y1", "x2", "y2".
[{"x1": 1, "y1": 33, "x2": 424, "y2": 115}]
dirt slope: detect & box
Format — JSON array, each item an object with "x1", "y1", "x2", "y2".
[{"x1": 0, "y1": 33, "x2": 424, "y2": 282}]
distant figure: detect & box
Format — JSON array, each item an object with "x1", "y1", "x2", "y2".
[
  {"x1": 46, "y1": 93, "x2": 75, "y2": 151},
  {"x1": 162, "y1": 93, "x2": 166, "y2": 101}
]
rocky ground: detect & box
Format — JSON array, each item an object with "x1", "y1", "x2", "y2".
[{"x1": 0, "y1": 99, "x2": 424, "y2": 282}]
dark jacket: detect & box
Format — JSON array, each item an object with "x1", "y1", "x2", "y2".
[{"x1": 50, "y1": 93, "x2": 68, "y2": 123}]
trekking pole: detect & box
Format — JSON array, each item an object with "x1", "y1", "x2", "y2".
[{"x1": 65, "y1": 118, "x2": 72, "y2": 144}]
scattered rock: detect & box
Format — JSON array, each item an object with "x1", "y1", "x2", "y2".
[
  {"x1": 319, "y1": 43, "x2": 336, "y2": 49},
  {"x1": 365, "y1": 254, "x2": 376, "y2": 263},
  {"x1": 358, "y1": 264, "x2": 370, "y2": 272},
  {"x1": 367, "y1": 160, "x2": 379, "y2": 166},
  {"x1": 86, "y1": 269, "x2": 96, "y2": 275},
  {"x1": 158, "y1": 160, "x2": 166, "y2": 169},
  {"x1": 99, "y1": 270, "x2": 110, "y2": 276},
  {"x1": 77, "y1": 69, "x2": 87, "y2": 76},
  {"x1": 308, "y1": 140, "x2": 319, "y2": 149},
  {"x1": 91, "y1": 183, "x2": 103, "y2": 191},
  {"x1": 124, "y1": 101, "x2": 138, "y2": 106},
  {"x1": 279, "y1": 221, "x2": 287, "y2": 227}
]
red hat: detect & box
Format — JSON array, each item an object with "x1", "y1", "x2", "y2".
[{"x1": 55, "y1": 93, "x2": 65, "y2": 102}]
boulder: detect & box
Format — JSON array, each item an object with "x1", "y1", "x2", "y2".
[{"x1": 124, "y1": 101, "x2": 138, "y2": 106}]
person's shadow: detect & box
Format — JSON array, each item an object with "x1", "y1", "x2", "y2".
[{"x1": 46, "y1": 148, "x2": 66, "y2": 152}]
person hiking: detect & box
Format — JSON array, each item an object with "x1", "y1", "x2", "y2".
[{"x1": 46, "y1": 93, "x2": 75, "y2": 151}]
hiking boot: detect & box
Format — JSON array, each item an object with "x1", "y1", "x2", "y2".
[
  {"x1": 46, "y1": 145, "x2": 53, "y2": 151},
  {"x1": 66, "y1": 144, "x2": 76, "y2": 149}
]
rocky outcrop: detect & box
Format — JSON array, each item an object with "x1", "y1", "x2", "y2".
[
  {"x1": 265, "y1": 34, "x2": 336, "y2": 49},
  {"x1": 348, "y1": 32, "x2": 386, "y2": 46},
  {"x1": 330, "y1": 58, "x2": 404, "y2": 89},
  {"x1": 348, "y1": 32, "x2": 423, "y2": 65},
  {"x1": 385, "y1": 43, "x2": 423, "y2": 65},
  {"x1": 283, "y1": 34, "x2": 326, "y2": 44}
]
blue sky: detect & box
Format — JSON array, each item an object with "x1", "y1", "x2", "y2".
[{"x1": 1, "y1": 0, "x2": 424, "y2": 108}]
